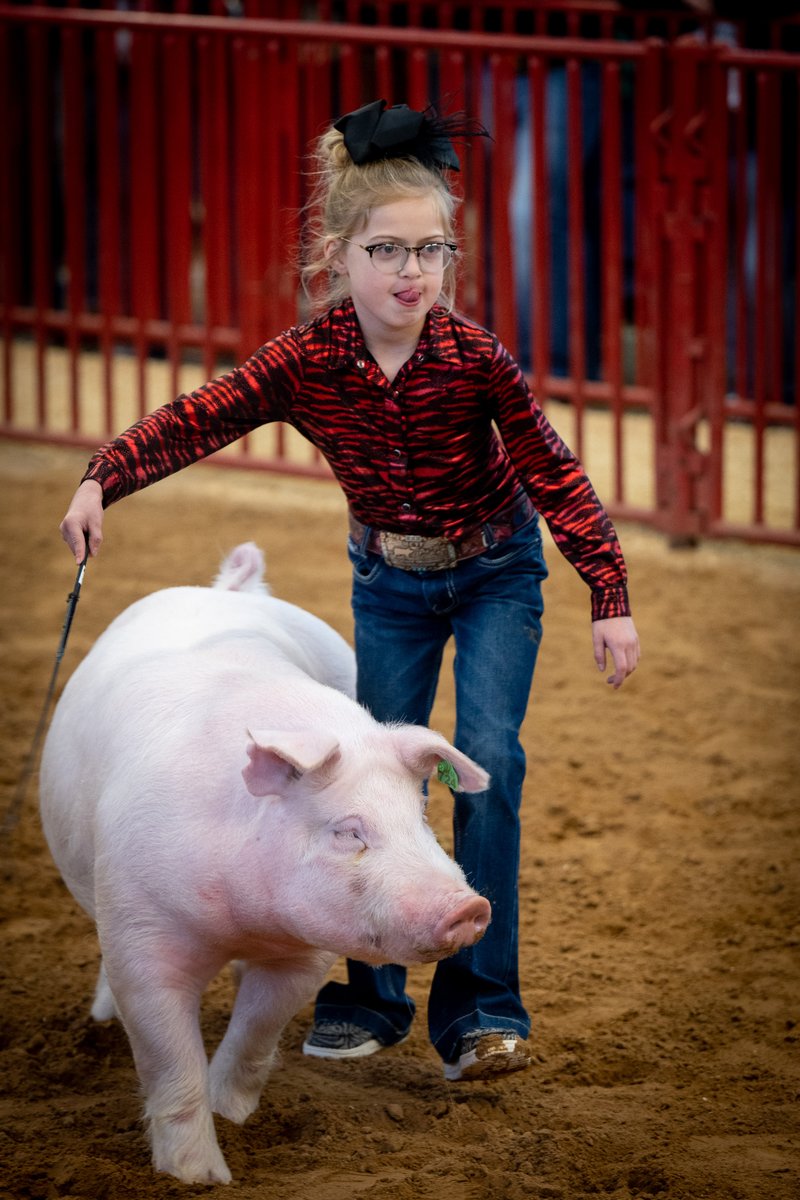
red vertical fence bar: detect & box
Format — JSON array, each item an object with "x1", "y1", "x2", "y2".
[
  {"x1": 267, "y1": 37, "x2": 299, "y2": 336},
  {"x1": 653, "y1": 45, "x2": 702, "y2": 541},
  {"x1": 529, "y1": 53, "x2": 550, "y2": 409},
  {"x1": 664, "y1": 45, "x2": 707, "y2": 541},
  {"x1": 406, "y1": 45, "x2": 428, "y2": 111},
  {"x1": 261, "y1": 34, "x2": 293, "y2": 466},
  {"x1": 731, "y1": 71, "x2": 749, "y2": 402},
  {"x1": 0, "y1": 20, "x2": 12, "y2": 423},
  {"x1": 129, "y1": 27, "x2": 160, "y2": 417},
  {"x1": 465, "y1": 48, "x2": 488, "y2": 331},
  {"x1": 438, "y1": 47, "x2": 475, "y2": 318},
  {"x1": 757, "y1": 68, "x2": 783, "y2": 411},
  {"x1": 487, "y1": 52, "x2": 517, "y2": 354},
  {"x1": 633, "y1": 42, "x2": 663, "y2": 404},
  {"x1": 61, "y1": 26, "x2": 87, "y2": 433},
  {"x1": 28, "y1": 24, "x2": 51, "y2": 426},
  {"x1": 753, "y1": 69, "x2": 775, "y2": 525},
  {"x1": 253, "y1": 39, "x2": 272, "y2": 343},
  {"x1": 767, "y1": 73, "x2": 785, "y2": 421},
  {"x1": 232, "y1": 35, "x2": 265, "y2": 372},
  {"x1": 704, "y1": 51, "x2": 729, "y2": 533},
  {"x1": 796, "y1": 86, "x2": 800, "y2": 533},
  {"x1": 600, "y1": 57, "x2": 624, "y2": 504},
  {"x1": 129, "y1": 31, "x2": 159, "y2": 327},
  {"x1": 639, "y1": 43, "x2": 674, "y2": 530},
  {"x1": 375, "y1": 41, "x2": 392, "y2": 101},
  {"x1": 338, "y1": 43, "x2": 362, "y2": 115},
  {"x1": 96, "y1": 27, "x2": 122, "y2": 433},
  {"x1": 566, "y1": 56, "x2": 586, "y2": 453},
  {"x1": 198, "y1": 32, "x2": 233, "y2": 378},
  {"x1": 439, "y1": 48, "x2": 467, "y2": 122},
  {"x1": 162, "y1": 31, "x2": 193, "y2": 396}
]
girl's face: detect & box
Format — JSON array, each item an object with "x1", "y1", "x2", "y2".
[{"x1": 330, "y1": 194, "x2": 449, "y2": 347}]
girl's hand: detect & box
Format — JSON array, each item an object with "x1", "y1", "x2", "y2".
[
  {"x1": 60, "y1": 480, "x2": 105, "y2": 564},
  {"x1": 592, "y1": 616, "x2": 640, "y2": 689}
]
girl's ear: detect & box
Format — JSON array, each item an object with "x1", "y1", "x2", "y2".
[{"x1": 324, "y1": 237, "x2": 347, "y2": 276}]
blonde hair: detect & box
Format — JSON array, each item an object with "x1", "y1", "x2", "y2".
[{"x1": 300, "y1": 126, "x2": 460, "y2": 313}]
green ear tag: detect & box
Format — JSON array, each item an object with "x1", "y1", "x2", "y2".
[{"x1": 437, "y1": 759, "x2": 460, "y2": 790}]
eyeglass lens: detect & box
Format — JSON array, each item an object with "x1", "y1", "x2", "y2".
[{"x1": 367, "y1": 243, "x2": 454, "y2": 273}]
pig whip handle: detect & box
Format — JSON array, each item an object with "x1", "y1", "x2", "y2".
[
  {"x1": 1, "y1": 537, "x2": 90, "y2": 840},
  {"x1": 56, "y1": 540, "x2": 90, "y2": 665}
]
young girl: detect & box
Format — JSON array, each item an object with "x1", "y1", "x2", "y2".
[{"x1": 60, "y1": 99, "x2": 640, "y2": 1083}]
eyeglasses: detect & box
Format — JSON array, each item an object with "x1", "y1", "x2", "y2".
[{"x1": 341, "y1": 239, "x2": 457, "y2": 274}]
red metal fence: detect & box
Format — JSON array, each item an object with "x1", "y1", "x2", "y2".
[{"x1": 1, "y1": 3, "x2": 798, "y2": 545}]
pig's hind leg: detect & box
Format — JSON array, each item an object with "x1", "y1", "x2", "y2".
[{"x1": 209, "y1": 954, "x2": 334, "y2": 1124}]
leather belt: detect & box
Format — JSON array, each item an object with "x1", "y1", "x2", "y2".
[{"x1": 348, "y1": 490, "x2": 537, "y2": 572}]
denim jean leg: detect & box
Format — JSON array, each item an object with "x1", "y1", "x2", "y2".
[
  {"x1": 427, "y1": 524, "x2": 548, "y2": 1060},
  {"x1": 313, "y1": 545, "x2": 452, "y2": 1045}
]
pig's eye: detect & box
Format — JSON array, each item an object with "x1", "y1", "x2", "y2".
[{"x1": 333, "y1": 824, "x2": 367, "y2": 852}]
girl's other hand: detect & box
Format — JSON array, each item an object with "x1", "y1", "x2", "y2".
[
  {"x1": 592, "y1": 616, "x2": 640, "y2": 689},
  {"x1": 60, "y1": 480, "x2": 105, "y2": 564}
]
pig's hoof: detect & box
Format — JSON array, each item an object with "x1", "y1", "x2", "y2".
[
  {"x1": 210, "y1": 1080, "x2": 263, "y2": 1125},
  {"x1": 151, "y1": 1115, "x2": 233, "y2": 1185},
  {"x1": 155, "y1": 1153, "x2": 233, "y2": 1186},
  {"x1": 209, "y1": 1048, "x2": 276, "y2": 1124}
]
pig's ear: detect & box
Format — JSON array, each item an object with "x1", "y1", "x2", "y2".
[
  {"x1": 392, "y1": 727, "x2": 490, "y2": 794},
  {"x1": 243, "y1": 729, "x2": 340, "y2": 797}
]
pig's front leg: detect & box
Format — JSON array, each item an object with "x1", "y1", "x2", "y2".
[
  {"x1": 209, "y1": 951, "x2": 335, "y2": 1124},
  {"x1": 101, "y1": 942, "x2": 231, "y2": 1185}
]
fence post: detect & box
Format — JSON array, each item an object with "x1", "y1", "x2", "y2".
[{"x1": 646, "y1": 40, "x2": 727, "y2": 544}]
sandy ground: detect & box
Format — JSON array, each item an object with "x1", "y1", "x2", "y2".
[{"x1": 1, "y1": 441, "x2": 799, "y2": 1200}]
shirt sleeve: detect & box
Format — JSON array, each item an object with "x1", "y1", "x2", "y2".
[
  {"x1": 81, "y1": 334, "x2": 302, "y2": 505},
  {"x1": 489, "y1": 338, "x2": 631, "y2": 620}
]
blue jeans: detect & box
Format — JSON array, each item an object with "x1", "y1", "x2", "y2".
[{"x1": 313, "y1": 514, "x2": 548, "y2": 1063}]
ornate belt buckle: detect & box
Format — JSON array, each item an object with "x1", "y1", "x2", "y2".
[{"x1": 380, "y1": 532, "x2": 457, "y2": 571}]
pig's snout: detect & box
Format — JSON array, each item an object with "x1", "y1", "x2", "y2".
[{"x1": 430, "y1": 895, "x2": 491, "y2": 958}]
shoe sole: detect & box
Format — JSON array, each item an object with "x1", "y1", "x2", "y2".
[{"x1": 443, "y1": 1034, "x2": 532, "y2": 1082}]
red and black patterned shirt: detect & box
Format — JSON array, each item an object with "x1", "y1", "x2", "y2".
[{"x1": 83, "y1": 301, "x2": 630, "y2": 620}]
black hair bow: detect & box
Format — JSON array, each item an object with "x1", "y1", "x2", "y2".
[{"x1": 334, "y1": 99, "x2": 488, "y2": 172}]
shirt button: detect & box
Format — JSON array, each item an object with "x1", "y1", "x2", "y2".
[
  {"x1": 393, "y1": 448, "x2": 402, "y2": 458},
  {"x1": 401, "y1": 502, "x2": 412, "y2": 512},
  {"x1": 356, "y1": 359, "x2": 366, "y2": 369}
]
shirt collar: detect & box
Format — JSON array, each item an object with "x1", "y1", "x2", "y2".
[
  {"x1": 322, "y1": 300, "x2": 466, "y2": 369},
  {"x1": 324, "y1": 300, "x2": 365, "y2": 367},
  {"x1": 418, "y1": 306, "x2": 465, "y2": 366}
]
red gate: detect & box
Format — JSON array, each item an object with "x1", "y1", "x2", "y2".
[
  {"x1": 0, "y1": 4, "x2": 797, "y2": 545},
  {"x1": 641, "y1": 40, "x2": 799, "y2": 545}
]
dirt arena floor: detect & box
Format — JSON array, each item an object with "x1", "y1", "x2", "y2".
[{"x1": 1, "y1": 441, "x2": 798, "y2": 1200}]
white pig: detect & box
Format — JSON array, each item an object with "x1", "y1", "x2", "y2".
[{"x1": 39, "y1": 543, "x2": 491, "y2": 1185}]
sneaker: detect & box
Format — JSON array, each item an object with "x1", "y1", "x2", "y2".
[
  {"x1": 302, "y1": 1021, "x2": 387, "y2": 1060},
  {"x1": 443, "y1": 1031, "x2": 532, "y2": 1082}
]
